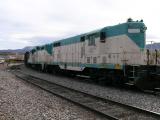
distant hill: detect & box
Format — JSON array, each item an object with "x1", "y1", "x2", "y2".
[
  {"x1": 0, "y1": 43, "x2": 160, "y2": 54},
  {"x1": 0, "y1": 46, "x2": 34, "y2": 54},
  {"x1": 146, "y1": 43, "x2": 160, "y2": 49}
]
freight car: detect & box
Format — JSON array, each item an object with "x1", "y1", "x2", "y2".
[{"x1": 25, "y1": 18, "x2": 160, "y2": 90}]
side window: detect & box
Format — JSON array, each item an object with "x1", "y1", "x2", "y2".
[
  {"x1": 100, "y1": 32, "x2": 106, "y2": 42},
  {"x1": 108, "y1": 54, "x2": 111, "y2": 59},
  {"x1": 80, "y1": 36, "x2": 85, "y2": 42},
  {"x1": 102, "y1": 56, "x2": 106, "y2": 63},
  {"x1": 81, "y1": 47, "x2": 85, "y2": 58},
  {"x1": 88, "y1": 35, "x2": 95, "y2": 46},
  {"x1": 36, "y1": 46, "x2": 40, "y2": 50},
  {"x1": 53, "y1": 42, "x2": 61, "y2": 47},
  {"x1": 93, "y1": 57, "x2": 97, "y2": 63},
  {"x1": 41, "y1": 46, "x2": 45, "y2": 50},
  {"x1": 87, "y1": 57, "x2": 90, "y2": 63}
]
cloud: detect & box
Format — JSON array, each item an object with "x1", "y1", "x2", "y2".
[{"x1": 0, "y1": 0, "x2": 160, "y2": 49}]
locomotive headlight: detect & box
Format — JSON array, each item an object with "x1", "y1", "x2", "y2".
[
  {"x1": 140, "y1": 26, "x2": 147, "y2": 33},
  {"x1": 143, "y1": 26, "x2": 147, "y2": 30}
]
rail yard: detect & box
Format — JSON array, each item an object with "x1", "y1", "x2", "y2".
[
  {"x1": 25, "y1": 19, "x2": 160, "y2": 90},
  {"x1": 0, "y1": 63, "x2": 159, "y2": 119},
  {"x1": 1, "y1": 0, "x2": 160, "y2": 119},
  {"x1": 0, "y1": 18, "x2": 160, "y2": 120}
]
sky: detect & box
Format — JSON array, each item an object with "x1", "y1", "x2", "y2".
[{"x1": 0, "y1": 0, "x2": 160, "y2": 50}]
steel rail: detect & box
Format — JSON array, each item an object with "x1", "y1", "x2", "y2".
[{"x1": 13, "y1": 70, "x2": 160, "y2": 120}]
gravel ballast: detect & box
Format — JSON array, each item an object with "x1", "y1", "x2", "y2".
[
  {"x1": 20, "y1": 65, "x2": 160, "y2": 114},
  {"x1": 0, "y1": 69, "x2": 107, "y2": 120}
]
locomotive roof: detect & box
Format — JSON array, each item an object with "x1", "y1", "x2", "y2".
[{"x1": 30, "y1": 19, "x2": 146, "y2": 54}]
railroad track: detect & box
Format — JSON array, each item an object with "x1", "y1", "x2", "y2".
[{"x1": 13, "y1": 70, "x2": 160, "y2": 120}]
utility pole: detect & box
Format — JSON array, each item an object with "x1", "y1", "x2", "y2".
[{"x1": 147, "y1": 41, "x2": 155, "y2": 64}]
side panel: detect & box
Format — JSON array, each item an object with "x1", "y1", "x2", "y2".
[
  {"x1": 99, "y1": 35, "x2": 145, "y2": 66},
  {"x1": 54, "y1": 42, "x2": 85, "y2": 71}
]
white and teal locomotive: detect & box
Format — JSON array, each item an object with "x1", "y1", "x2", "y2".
[{"x1": 25, "y1": 18, "x2": 160, "y2": 90}]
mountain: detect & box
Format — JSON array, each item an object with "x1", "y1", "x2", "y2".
[
  {"x1": 146, "y1": 43, "x2": 160, "y2": 49},
  {"x1": 0, "y1": 46, "x2": 34, "y2": 54},
  {"x1": 0, "y1": 43, "x2": 160, "y2": 54}
]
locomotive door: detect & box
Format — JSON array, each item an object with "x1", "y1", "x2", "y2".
[
  {"x1": 85, "y1": 33, "x2": 98, "y2": 64},
  {"x1": 80, "y1": 36, "x2": 85, "y2": 64},
  {"x1": 53, "y1": 42, "x2": 61, "y2": 63},
  {"x1": 57, "y1": 48, "x2": 61, "y2": 63}
]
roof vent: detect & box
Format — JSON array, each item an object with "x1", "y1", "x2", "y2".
[{"x1": 127, "y1": 18, "x2": 133, "y2": 22}]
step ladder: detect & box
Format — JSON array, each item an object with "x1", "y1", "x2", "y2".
[{"x1": 125, "y1": 65, "x2": 140, "y2": 86}]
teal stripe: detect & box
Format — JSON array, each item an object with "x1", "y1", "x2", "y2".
[
  {"x1": 28, "y1": 61, "x2": 123, "y2": 70},
  {"x1": 102, "y1": 22, "x2": 146, "y2": 48}
]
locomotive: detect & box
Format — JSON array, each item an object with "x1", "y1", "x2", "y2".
[{"x1": 25, "y1": 18, "x2": 160, "y2": 90}]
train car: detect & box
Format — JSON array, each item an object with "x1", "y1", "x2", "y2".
[{"x1": 25, "y1": 18, "x2": 160, "y2": 90}]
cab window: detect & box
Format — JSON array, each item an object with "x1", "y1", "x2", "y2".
[{"x1": 88, "y1": 34, "x2": 95, "y2": 46}]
